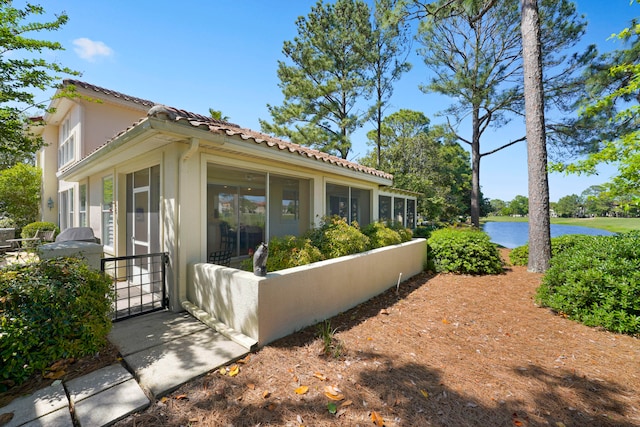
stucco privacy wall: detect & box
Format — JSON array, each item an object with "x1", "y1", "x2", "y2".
[{"x1": 187, "y1": 238, "x2": 427, "y2": 346}]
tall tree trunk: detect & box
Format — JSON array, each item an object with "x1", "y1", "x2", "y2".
[
  {"x1": 470, "y1": 105, "x2": 481, "y2": 227},
  {"x1": 521, "y1": 0, "x2": 551, "y2": 272}
]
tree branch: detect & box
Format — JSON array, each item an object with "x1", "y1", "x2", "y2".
[{"x1": 480, "y1": 136, "x2": 526, "y2": 157}]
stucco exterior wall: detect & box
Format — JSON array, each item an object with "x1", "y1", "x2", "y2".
[{"x1": 187, "y1": 238, "x2": 427, "y2": 346}]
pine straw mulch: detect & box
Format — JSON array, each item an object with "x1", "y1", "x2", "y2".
[
  {"x1": 114, "y1": 249, "x2": 640, "y2": 427},
  {"x1": 2, "y1": 250, "x2": 639, "y2": 426}
]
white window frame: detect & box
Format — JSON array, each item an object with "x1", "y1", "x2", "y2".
[
  {"x1": 79, "y1": 183, "x2": 87, "y2": 227},
  {"x1": 58, "y1": 118, "x2": 76, "y2": 168},
  {"x1": 102, "y1": 176, "x2": 114, "y2": 248}
]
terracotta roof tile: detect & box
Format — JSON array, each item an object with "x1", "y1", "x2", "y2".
[
  {"x1": 63, "y1": 95, "x2": 392, "y2": 181},
  {"x1": 147, "y1": 105, "x2": 392, "y2": 180},
  {"x1": 63, "y1": 79, "x2": 156, "y2": 108}
]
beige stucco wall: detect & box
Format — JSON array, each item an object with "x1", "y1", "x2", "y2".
[{"x1": 187, "y1": 238, "x2": 427, "y2": 346}]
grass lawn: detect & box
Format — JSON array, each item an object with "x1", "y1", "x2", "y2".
[{"x1": 482, "y1": 216, "x2": 640, "y2": 233}]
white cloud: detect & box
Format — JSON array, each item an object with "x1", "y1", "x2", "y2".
[{"x1": 73, "y1": 38, "x2": 114, "y2": 62}]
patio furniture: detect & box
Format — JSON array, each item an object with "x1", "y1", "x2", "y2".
[{"x1": 208, "y1": 249, "x2": 232, "y2": 267}]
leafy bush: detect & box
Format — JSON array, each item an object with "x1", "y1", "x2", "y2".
[
  {"x1": 265, "y1": 235, "x2": 324, "y2": 271},
  {"x1": 362, "y1": 222, "x2": 402, "y2": 249},
  {"x1": 509, "y1": 234, "x2": 592, "y2": 266},
  {"x1": 0, "y1": 258, "x2": 115, "y2": 387},
  {"x1": 305, "y1": 216, "x2": 370, "y2": 259},
  {"x1": 21, "y1": 221, "x2": 59, "y2": 239},
  {"x1": 427, "y1": 227, "x2": 503, "y2": 274},
  {"x1": 0, "y1": 217, "x2": 16, "y2": 228},
  {"x1": 537, "y1": 233, "x2": 640, "y2": 335},
  {"x1": 387, "y1": 221, "x2": 413, "y2": 243}
]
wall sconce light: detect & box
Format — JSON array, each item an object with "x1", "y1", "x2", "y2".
[{"x1": 47, "y1": 197, "x2": 54, "y2": 210}]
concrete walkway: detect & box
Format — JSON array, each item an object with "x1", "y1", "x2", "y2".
[{"x1": 0, "y1": 311, "x2": 250, "y2": 426}]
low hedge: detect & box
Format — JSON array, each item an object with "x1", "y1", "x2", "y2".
[
  {"x1": 0, "y1": 258, "x2": 115, "y2": 387},
  {"x1": 243, "y1": 217, "x2": 414, "y2": 272},
  {"x1": 537, "y1": 232, "x2": 640, "y2": 335},
  {"x1": 427, "y1": 227, "x2": 503, "y2": 275},
  {"x1": 509, "y1": 234, "x2": 592, "y2": 266}
]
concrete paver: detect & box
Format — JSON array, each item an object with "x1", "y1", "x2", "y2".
[
  {"x1": 122, "y1": 325, "x2": 248, "y2": 397},
  {"x1": 1, "y1": 383, "x2": 68, "y2": 427},
  {"x1": 73, "y1": 379, "x2": 149, "y2": 426},
  {"x1": 1, "y1": 311, "x2": 251, "y2": 426}
]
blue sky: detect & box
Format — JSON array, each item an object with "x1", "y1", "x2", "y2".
[{"x1": 29, "y1": 0, "x2": 638, "y2": 202}]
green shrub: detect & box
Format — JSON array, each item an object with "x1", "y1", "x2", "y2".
[
  {"x1": 537, "y1": 233, "x2": 640, "y2": 335},
  {"x1": 265, "y1": 235, "x2": 324, "y2": 271},
  {"x1": 427, "y1": 227, "x2": 503, "y2": 274},
  {"x1": 305, "y1": 216, "x2": 370, "y2": 259},
  {"x1": 0, "y1": 217, "x2": 16, "y2": 228},
  {"x1": 20, "y1": 221, "x2": 59, "y2": 248},
  {"x1": 509, "y1": 234, "x2": 592, "y2": 266},
  {"x1": 0, "y1": 258, "x2": 115, "y2": 387},
  {"x1": 362, "y1": 222, "x2": 402, "y2": 249},
  {"x1": 388, "y1": 221, "x2": 413, "y2": 243}
]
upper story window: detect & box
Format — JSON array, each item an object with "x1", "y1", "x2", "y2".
[{"x1": 58, "y1": 118, "x2": 76, "y2": 168}]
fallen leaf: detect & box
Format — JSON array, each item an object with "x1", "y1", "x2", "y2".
[
  {"x1": 237, "y1": 355, "x2": 251, "y2": 364},
  {"x1": 314, "y1": 372, "x2": 327, "y2": 381},
  {"x1": 189, "y1": 417, "x2": 199, "y2": 423},
  {"x1": 262, "y1": 390, "x2": 271, "y2": 398},
  {"x1": 420, "y1": 389, "x2": 429, "y2": 399},
  {"x1": 324, "y1": 385, "x2": 345, "y2": 401},
  {"x1": 247, "y1": 383, "x2": 256, "y2": 390},
  {"x1": 160, "y1": 397, "x2": 169, "y2": 403},
  {"x1": 174, "y1": 394, "x2": 188, "y2": 400},
  {"x1": 218, "y1": 367, "x2": 226, "y2": 375},
  {"x1": 340, "y1": 400, "x2": 353, "y2": 407},
  {"x1": 555, "y1": 422, "x2": 567, "y2": 427},
  {"x1": 43, "y1": 370, "x2": 66, "y2": 379},
  {"x1": 295, "y1": 385, "x2": 309, "y2": 395},
  {"x1": 228, "y1": 365, "x2": 239, "y2": 377},
  {"x1": 0, "y1": 412, "x2": 14, "y2": 425},
  {"x1": 293, "y1": 375, "x2": 299, "y2": 382},
  {"x1": 327, "y1": 402, "x2": 337, "y2": 414},
  {"x1": 442, "y1": 318, "x2": 450, "y2": 324},
  {"x1": 513, "y1": 421, "x2": 523, "y2": 426},
  {"x1": 371, "y1": 411, "x2": 385, "y2": 426},
  {"x1": 266, "y1": 402, "x2": 277, "y2": 411},
  {"x1": 380, "y1": 308, "x2": 390, "y2": 315}
]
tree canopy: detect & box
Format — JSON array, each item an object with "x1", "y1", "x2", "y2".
[
  {"x1": 360, "y1": 109, "x2": 472, "y2": 222},
  {"x1": 260, "y1": 0, "x2": 374, "y2": 159},
  {"x1": 552, "y1": 3, "x2": 640, "y2": 208},
  {"x1": 400, "y1": 0, "x2": 586, "y2": 226},
  {"x1": 0, "y1": 163, "x2": 41, "y2": 228},
  {"x1": 0, "y1": 2, "x2": 79, "y2": 168}
]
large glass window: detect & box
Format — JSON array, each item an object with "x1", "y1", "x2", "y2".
[
  {"x1": 269, "y1": 175, "x2": 311, "y2": 239},
  {"x1": 102, "y1": 176, "x2": 114, "y2": 247},
  {"x1": 326, "y1": 184, "x2": 371, "y2": 225},
  {"x1": 58, "y1": 118, "x2": 76, "y2": 168},
  {"x1": 394, "y1": 197, "x2": 406, "y2": 225},
  {"x1": 207, "y1": 165, "x2": 266, "y2": 258}
]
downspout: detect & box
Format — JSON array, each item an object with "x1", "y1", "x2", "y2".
[{"x1": 175, "y1": 137, "x2": 199, "y2": 310}]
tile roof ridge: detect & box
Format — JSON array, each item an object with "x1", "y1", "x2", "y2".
[
  {"x1": 62, "y1": 79, "x2": 156, "y2": 107},
  {"x1": 145, "y1": 104, "x2": 392, "y2": 179}
]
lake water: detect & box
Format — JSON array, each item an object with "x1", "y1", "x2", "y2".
[{"x1": 482, "y1": 221, "x2": 615, "y2": 248}]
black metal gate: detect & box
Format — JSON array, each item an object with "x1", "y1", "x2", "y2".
[{"x1": 101, "y1": 252, "x2": 169, "y2": 321}]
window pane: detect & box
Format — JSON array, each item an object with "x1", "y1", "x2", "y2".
[
  {"x1": 407, "y1": 199, "x2": 416, "y2": 229},
  {"x1": 379, "y1": 196, "x2": 392, "y2": 222},
  {"x1": 350, "y1": 188, "x2": 371, "y2": 226},
  {"x1": 102, "y1": 177, "x2": 114, "y2": 247},
  {"x1": 394, "y1": 198, "x2": 406, "y2": 226},
  {"x1": 269, "y1": 175, "x2": 310, "y2": 239},
  {"x1": 326, "y1": 184, "x2": 349, "y2": 219},
  {"x1": 79, "y1": 184, "x2": 87, "y2": 227}
]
